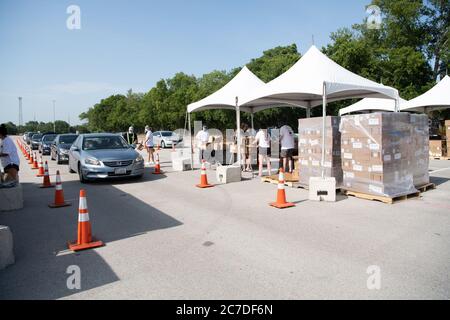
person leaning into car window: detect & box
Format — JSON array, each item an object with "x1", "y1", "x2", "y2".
[
  {"x1": 0, "y1": 124, "x2": 20, "y2": 186},
  {"x1": 123, "y1": 126, "x2": 138, "y2": 145}
]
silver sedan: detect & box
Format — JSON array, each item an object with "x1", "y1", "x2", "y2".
[{"x1": 68, "y1": 133, "x2": 145, "y2": 183}]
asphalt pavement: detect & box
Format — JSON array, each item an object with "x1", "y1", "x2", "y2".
[{"x1": 1, "y1": 137, "x2": 449, "y2": 299}]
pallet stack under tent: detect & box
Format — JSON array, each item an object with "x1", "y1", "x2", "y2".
[{"x1": 293, "y1": 112, "x2": 433, "y2": 203}]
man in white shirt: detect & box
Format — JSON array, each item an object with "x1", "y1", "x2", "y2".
[
  {"x1": 195, "y1": 126, "x2": 209, "y2": 160},
  {"x1": 280, "y1": 124, "x2": 295, "y2": 173},
  {"x1": 0, "y1": 124, "x2": 20, "y2": 184},
  {"x1": 254, "y1": 128, "x2": 271, "y2": 177}
]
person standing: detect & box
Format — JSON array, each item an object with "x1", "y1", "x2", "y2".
[
  {"x1": 280, "y1": 124, "x2": 295, "y2": 173},
  {"x1": 195, "y1": 126, "x2": 209, "y2": 160},
  {"x1": 123, "y1": 126, "x2": 138, "y2": 145},
  {"x1": 0, "y1": 124, "x2": 20, "y2": 186},
  {"x1": 144, "y1": 125, "x2": 155, "y2": 165},
  {"x1": 254, "y1": 128, "x2": 271, "y2": 177}
]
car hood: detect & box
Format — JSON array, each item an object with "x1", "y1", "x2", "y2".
[
  {"x1": 58, "y1": 144, "x2": 72, "y2": 150},
  {"x1": 83, "y1": 148, "x2": 138, "y2": 161}
]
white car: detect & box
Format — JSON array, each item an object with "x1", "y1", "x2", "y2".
[{"x1": 152, "y1": 131, "x2": 181, "y2": 148}]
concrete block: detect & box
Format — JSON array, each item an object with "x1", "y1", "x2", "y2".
[
  {"x1": 216, "y1": 165, "x2": 241, "y2": 184},
  {"x1": 309, "y1": 177, "x2": 336, "y2": 202},
  {"x1": 0, "y1": 225, "x2": 14, "y2": 270},
  {"x1": 172, "y1": 157, "x2": 192, "y2": 172},
  {"x1": 0, "y1": 183, "x2": 24, "y2": 212}
]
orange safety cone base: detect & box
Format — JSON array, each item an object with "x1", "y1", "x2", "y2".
[
  {"x1": 68, "y1": 239, "x2": 104, "y2": 252},
  {"x1": 48, "y1": 202, "x2": 71, "y2": 208},
  {"x1": 196, "y1": 183, "x2": 213, "y2": 188},
  {"x1": 39, "y1": 184, "x2": 55, "y2": 189},
  {"x1": 36, "y1": 173, "x2": 45, "y2": 177},
  {"x1": 269, "y1": 201, "x2": 295, "y2": 209},
  {"x1": 152, "y1": 170, "x2": 162, "y2": 175}
]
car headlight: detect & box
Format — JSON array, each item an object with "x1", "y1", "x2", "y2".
[
  {"x1": 85, "y1": 157, "x2": 101, "y2": 166},
  {"x1": 135, "y1": 155, "x2": 144, "y2": 163}
]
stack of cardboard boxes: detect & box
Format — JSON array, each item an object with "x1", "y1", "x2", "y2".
[
  {"x1": 297, "y1": 116, "x2": 343, "y2": 186},
  {"x1": 410, "y1": 114, "x2": 430, "y2": 186},
  {"x1": 429, "y1": 120, "x2": 449, "y2": 158},
  {"x1": 339, "y1": 113, "x2": 418, "y2": 198}
]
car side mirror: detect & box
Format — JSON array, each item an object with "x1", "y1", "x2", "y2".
[{"x1": 71, "y1": 146, "x2": 79, "y2": 152}]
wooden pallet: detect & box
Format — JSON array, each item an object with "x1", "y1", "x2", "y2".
[
  {"x1": 261, "y1": 173, "x2": 300, "y2": 188},
  {"x1": 430, "y1": 156, "x2": 450, "y2": 160},
  {"x1": 416, "y1": 183, "x2": 436, "y2": 193},
  {"x1": 341, "y1": 189, "x2": 420, "y2": 204}
]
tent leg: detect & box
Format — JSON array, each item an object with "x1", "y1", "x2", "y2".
[
  {"x1": 322, "y1": 83, "x2": 327, "y2": 179},
  {"x1": 236, "y1": 97, "x2": 241, "y2": 169},
  {"x1": 306, "y1": 106, "x2": 311, "y2": 118},
  {"x1": 251, "y1": 112, "x2": 254, "y2": 132},
  {"x1": 188, "y1": 112, "x2": 193, "y2": 170}
]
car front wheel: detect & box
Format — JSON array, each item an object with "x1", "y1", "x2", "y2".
[
  {"x1": 78, "y1": 163, "x2": 87, "y2": 183},
  {"x1": 161, "y1": 140, "x2": 166, "y2": 149}
]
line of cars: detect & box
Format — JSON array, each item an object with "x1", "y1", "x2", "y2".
[{"x1": 22, "y1": 131, "x2": 178, "y2": 183}]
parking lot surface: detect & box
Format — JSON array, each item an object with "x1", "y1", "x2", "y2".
[{"x1": 1, "y1": 137, "x2": 450, "y2": 299}]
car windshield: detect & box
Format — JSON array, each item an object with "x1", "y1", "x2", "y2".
[
  {"x1": 43, "y1": 135, "x2": 57, "y2": 142},
  {"x1": 82, "y1": 136, "x2": 129, "y2": 150},
  {"x1": 59, "y1": 135, "x2": 78, "y2": 144},
  {"x1": 161, "y1": 132, "x2": 173, "y2": 137},
  {"x1": 32, "y1": 134, "x2": 42, "y2": 140}
]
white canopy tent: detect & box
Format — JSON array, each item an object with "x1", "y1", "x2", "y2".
[
  {"x1": 339, "y1": 97, "x2": 407, "y2": 115},
  {"x1": 401, "y1": 75, "x2": 450, "y2": 112},
  {"x1": 187, "y1": 66, "x2": 306, "y2": 168},
  {"x1": 241, "y1": 45, "x2": 399, "y2": 177}
]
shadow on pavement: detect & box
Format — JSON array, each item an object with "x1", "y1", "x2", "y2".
[{"x1": 0, "y1": 177, "x2": 182, "y2": 299}]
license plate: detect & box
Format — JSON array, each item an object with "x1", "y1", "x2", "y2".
[{"x1": 115, "y1": 168, "x2": 127, "y2": 175}]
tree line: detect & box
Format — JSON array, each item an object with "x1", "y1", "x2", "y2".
[{"x1": 4, "y1": 121, "x2": 89, "y2": 136}]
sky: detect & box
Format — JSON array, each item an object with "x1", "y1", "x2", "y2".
[{"x1": 0, "y1": 0, "x2": 372, "y2": 125}]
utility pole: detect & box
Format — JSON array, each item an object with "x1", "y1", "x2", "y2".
[
  {"x1": 18, "y1": 97, "x2": 23, "y2": 127},
  {"x1": 53, "y1": 100, "x2": 56, "y2": 132}
]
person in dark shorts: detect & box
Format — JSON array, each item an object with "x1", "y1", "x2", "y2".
[
  {"x1": 280, "y1": 124, "x2": 295, "y2": 173},
  {"x1": 0, "y1": 124, "x2": 20, "y2": 185}
]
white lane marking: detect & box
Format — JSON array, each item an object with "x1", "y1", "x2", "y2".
[{"x1": 430, "y1": 167, "x2": 450, "y2": 174}]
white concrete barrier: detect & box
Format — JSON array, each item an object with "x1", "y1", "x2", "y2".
[
  {"x1": 0, "y1": 184, "x2": 24, "y2": 211},
  {"x1": 0, "y1": 225, "x2": 14, "y2": 270}
]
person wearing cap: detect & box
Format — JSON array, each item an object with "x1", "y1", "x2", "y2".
[
  {"x1": 144, "y1": 125, "x2": 155, "y2": 165},
  {"x1": 0, "y1": 124, "x2": 20, "y2": 186},
  {"x1": 123, "y1": 126, "x2": 138, "y2": 145},
  {"x1": 195, "y1": 125, "x2": 209, "y2": 160}
]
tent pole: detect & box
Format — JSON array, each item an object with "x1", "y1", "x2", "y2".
[
  {"x1": 236, "y1": 97, "x2": 241, "y2": 169},
  {"x1": 188, "y1": 112, "x2": 193, "y2": 170},
  {"x1": 306, "y1": 106, "x2": 311, "y2": 118},
  {"x1": 251, "y1": 112, "x2": 254, "y2": 132},
  {"x1": 322, "y1": 82, "x2": 327, "y2": 179}
]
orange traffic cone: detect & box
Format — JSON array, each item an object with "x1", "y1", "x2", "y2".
[
  {"x1": 28, "y1": 151, "x2": 34, "y2": 164},
  {"x1": 68, "y1": 189, "x2": 104, "y2": 251},
  {"x1": 196, "y1": 160, "x2": 213, "y2": 188},
  {"x1": 269, "y1": 168, "x2": 295, "y2": 209},
  {"x1": 36, "y1": 156, "x2": 45, "y2": 177},
  {"x1": 40, "y1": 161, "x2": 54, "y2": 188},
  {"x1": 31, "y1": 152, "x2": 39, "y2": 169},
  {"x1": 48, "y1": 170, "x2": 71, "y2": 208},
  {"x1": 153, "y1": 153, "x2": 162, "y2": 174}
]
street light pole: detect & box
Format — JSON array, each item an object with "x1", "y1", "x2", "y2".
[{"x1": 53, "y1": 100, "x2": 56, "y2": 132}]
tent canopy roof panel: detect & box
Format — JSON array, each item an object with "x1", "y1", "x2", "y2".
[
  {"x1": 339, "y1": 97, "x2": 407, "y2": 115},
  {"x1": 401, "y1": 75, "x2": 450, "y2": 112},
  {"x1": 241, "y1": 45, "x2": 398, "y2": 109}
]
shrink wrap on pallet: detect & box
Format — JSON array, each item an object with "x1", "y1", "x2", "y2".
[
  {"x1": 339, "y1": 112, "x2": 418, "y2": 198},
  {"x1": 298, "y1": 116, "x2": 342, "y2": 186}
]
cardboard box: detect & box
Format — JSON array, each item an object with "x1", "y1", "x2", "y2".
[
  {"x1": 339, "y1": 112, "x2": 417, "y2": 197},
  {"x1": 429, "y1": 140, "x2": 447, "y2": 157},
  {"x1": 445, "y1": 120, "x2": 450, "y2": 141}
]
